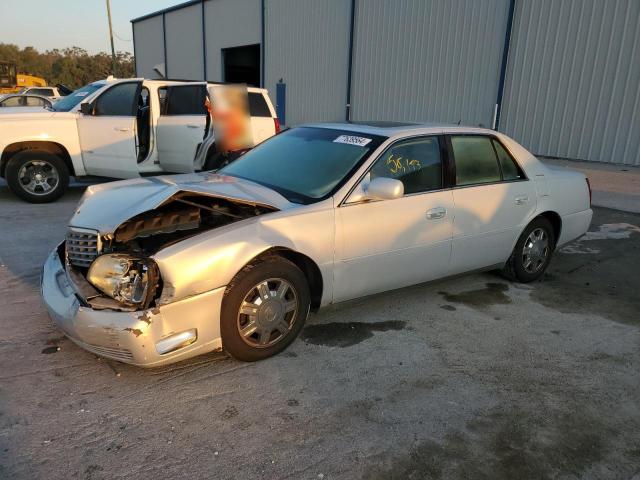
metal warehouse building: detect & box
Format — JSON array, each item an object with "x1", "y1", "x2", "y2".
[{"x1": 132, "y1": 0, "x2": 640, "y2": 166}]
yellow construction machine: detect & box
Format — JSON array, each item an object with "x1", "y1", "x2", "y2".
[{"x1": 0, "y1": 61, "x2": 47, "y2": 95}]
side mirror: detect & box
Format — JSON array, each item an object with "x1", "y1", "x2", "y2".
[
  {"x1": 365, "y1": 177, "x2": 404, "y2": 201},
  {"x1": 80, "y1": 102, "x2": 93, "y2": 115}
]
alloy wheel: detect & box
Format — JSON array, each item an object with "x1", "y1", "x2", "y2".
[
  {"x1": 17, "y1": 159, "x2": 59, "y2": 196},
  {"x1": 522, "y1": 227, "x2": 550, "y2": 273},
  {"x1": 236, "y1": 278, "x2": 298, "y2": 348}
]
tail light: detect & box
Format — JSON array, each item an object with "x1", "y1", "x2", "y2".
[
  {"x1": 274, "y1": 118, "x2": 281, "y2": 134},
  {"x1": 585, "y1": 178, "x2": 592, "y2": 207}
]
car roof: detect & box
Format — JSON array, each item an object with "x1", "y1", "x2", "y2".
[
  {"x1": 94, "y1": 78, "x2": 268, "y2": 94},
  {"x1": 299, "y1": 121, "x2": 494, "y2": 137}
]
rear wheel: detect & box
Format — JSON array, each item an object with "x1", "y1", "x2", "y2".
[
  {"x1": 220, "y1": 256, "x2": 310, "y2": 361},
  {"x1": 6, "y1": 151, "x2": 69, "y2": 203},
  {"x1": 503, "y1": 217, "x2": 555, "y2": 282}
]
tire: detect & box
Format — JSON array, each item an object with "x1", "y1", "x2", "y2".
[
  {"x1": 503, "y1": 217, "x2": 556, "y2": 283},
  {"x1": 6, "y1": 151, "x2": 69, "y2": 203},
  {"x1": 220, "y1": 256, "x2": 310, "y2": 361}
]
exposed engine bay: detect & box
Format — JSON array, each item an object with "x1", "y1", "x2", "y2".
[
  {"x1": 65, "y1": 192, "x2": 277, "y2": 312},
  {"x1": 109, "y1": 193, "x2": 274, "y2": 255}
]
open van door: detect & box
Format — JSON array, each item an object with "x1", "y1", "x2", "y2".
[{"x1": 156, "y1": 84, "x2": 208, "y2": 173}]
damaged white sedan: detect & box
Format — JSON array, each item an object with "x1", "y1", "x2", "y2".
[{"x1": 42, "y1": 122, "x2": 592, "y2": 366}]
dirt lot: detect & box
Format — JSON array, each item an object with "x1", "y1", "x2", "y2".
[{"x1": 1, "y1": 182, "x2": 639, "y2": 480}]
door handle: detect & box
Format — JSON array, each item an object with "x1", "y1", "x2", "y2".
[
  {"x1": 114, "y1": 127, "x2": 130, "y2": 132},
  {"x1": 426, "y1": 207, "x2": 447, "y2": 220},
  {"x1": 186, "y1": 124, "x2": 200, "y2": 129},
  {"x1": 515, "y1": 195, "x2": 529, "y2": 205}
]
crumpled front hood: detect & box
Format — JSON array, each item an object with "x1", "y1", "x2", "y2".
[{"x1": 71, "y1": 172, "x2": 293, "y2": 234}]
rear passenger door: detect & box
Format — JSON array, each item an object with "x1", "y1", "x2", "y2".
[
  {"x1": 448, "y1": 135, "x2": 536, "y2": 274},
  {"x1": 156, "y1": 84, "x2": 207, "y2": 173},
  {"x1": 248, "y1": 91, "x2": 276, "y2": 145}
]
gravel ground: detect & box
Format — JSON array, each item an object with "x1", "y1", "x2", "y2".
[{"x1": 0, "y1": 182, "x2": 639, "y2": 480}]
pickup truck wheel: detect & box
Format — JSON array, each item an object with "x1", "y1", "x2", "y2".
[
  {"x1": 220, "y1": 256, "x2": 310, "y2": 361},
  {"x1": 6, "y1": 151, "x2": 69, "y2": 203},
  {"x1": 503, "y1": 217, "x2": 555, "y2": 283}
]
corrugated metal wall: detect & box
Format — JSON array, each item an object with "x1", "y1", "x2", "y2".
[
  {"x1": 204, "y1": 0, "x2": 261, "y2": 82},
  {"x1": 164, "y1": 3, "x2": 204, "y2": 80},
  {"x1": 133, "y1": 16, "x2": 165, "y2": 79},
  {"x1": 264, "y1": 0, "x2": 352, "y2": 125},
  {"x1": 132, "y1": 0, "x2": 640, "y2": 165},
  {"x1": 350, "y1": 0, "x2": 510, "y2": 127},
  {"x1": 500, "y1": 0, "x2": 640, "y2": 165}
]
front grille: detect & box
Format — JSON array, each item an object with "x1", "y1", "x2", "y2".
[{"x1": 66, "y1": 228, "x2": 100, "y2": 267}]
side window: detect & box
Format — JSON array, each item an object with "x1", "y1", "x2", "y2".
[
  {"x1": 93, "y1": 82, "x2": 139, "y2": 116},
  {"x1": 138, "y1": 88, "x2": 150, "y2": 110},
  {"x1": 369, "y1": 136, "x2": 442, "y2": 195},
  {"x1": 158, "y1": 87, "x2": 167, "y2": 114},
  {"x1": 25, "y1": 96, "x2": 46, "y2": 106},
  {"x1": 248, "y1": 92, "x2": 271, "y2": 117},
  {"x1": 2, "y1": 96, "x2": 22, "y2": 107},
  {"x1": 493, "y1": 139, "x2": 524, "y2": 181},
  {"x1": 451, "y1": 136, "x2": 501, "y2": 186},
  {"x1": 164, "y1": 85, "x2": 206, "y2": 115}
]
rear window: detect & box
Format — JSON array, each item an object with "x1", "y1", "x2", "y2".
[
  {"x1": 28, "y1": 88, "x2": 54, "y2": 97},
  {"x1": 248, "y1": 92, "x2": 271, "y2": 117},
  {"x1": 164, "y1": 85, "x2": 207, "y2": 115}
]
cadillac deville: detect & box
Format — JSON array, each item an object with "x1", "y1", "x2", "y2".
[{"x1": 41, "y1": 122, "x2": 592, "y2": 365}]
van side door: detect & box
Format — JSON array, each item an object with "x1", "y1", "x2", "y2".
[{"x1": 156, "y1": 84, "x2": 208, "y2": 173}]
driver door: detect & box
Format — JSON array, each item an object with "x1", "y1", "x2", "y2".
[
  {"x1": 333, "y1": 136, "x2": 454, "y2": 302},
  {"x1": 77, "y1": 81, "x2": 141, "y2": 178}
]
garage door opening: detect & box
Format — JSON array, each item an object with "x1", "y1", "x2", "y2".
[{"x1": 222, "y1": 44, "x2": 261, "y2": 87}]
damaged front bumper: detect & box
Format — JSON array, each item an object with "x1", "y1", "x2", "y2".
[{"x1": 41, "y1": 244, "x2": 225, "y2": 367}]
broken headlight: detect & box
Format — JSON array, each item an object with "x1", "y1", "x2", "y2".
[{"x1": 87, "y1": 254, "x2": 159, "y2": 308}]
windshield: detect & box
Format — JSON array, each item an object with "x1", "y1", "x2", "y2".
[
  {"x1": 220, "y1": 127, "x2": 386, "y2": 204},
  {"x1": 52, "y1": 82, "x2": 104, "y2": 112}
]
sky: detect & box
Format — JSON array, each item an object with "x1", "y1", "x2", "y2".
[{"x1": 0, "y1": 0, "x2": 186, "y2": 54}]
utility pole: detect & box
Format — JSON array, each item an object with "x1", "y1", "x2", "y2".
[{"x1": 106, "y1": 0, "x2": 117, "y2": 76}]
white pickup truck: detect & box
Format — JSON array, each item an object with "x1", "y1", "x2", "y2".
[{"x1": 0, "y1": 78, "x2": 279, "y2": 202}]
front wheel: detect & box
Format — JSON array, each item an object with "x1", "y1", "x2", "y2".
[
  {"x1": 503, "y1": 217, "x2": 556, "y2": 282},
  {"x1": 220, "y1": 256, "x2": 310, "y2": 361},
  {"x1": 5, "y1": 151, "x2": 69, "y2": 203}
]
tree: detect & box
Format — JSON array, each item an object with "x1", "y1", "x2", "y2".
[{"x1": 0, "y1": 43, "x2": 134, "y2": 89}]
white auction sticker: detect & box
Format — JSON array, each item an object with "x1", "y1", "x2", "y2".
[{"x1": 333, "y1": 135, "x2": 372, "y2": 147}]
